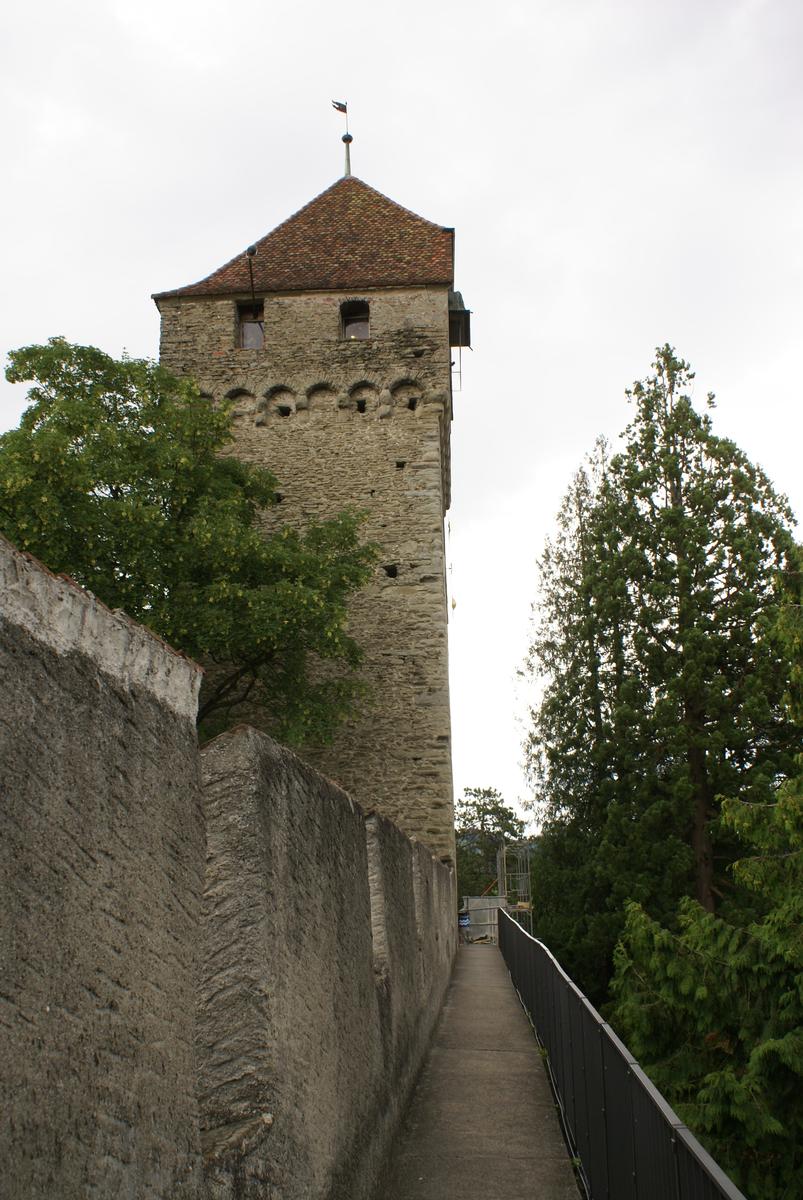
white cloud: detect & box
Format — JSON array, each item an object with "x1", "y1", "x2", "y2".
[{"x1": 2, "y1": 0, "x2": 801, "y2": 809}]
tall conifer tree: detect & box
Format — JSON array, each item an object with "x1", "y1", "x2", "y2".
[
  {"x1": 526, "y1": 347, "x2": 797, "y2": 1003},
  {"x1": 609, "y1": 548, "x2": 803, "y2": 1200}
]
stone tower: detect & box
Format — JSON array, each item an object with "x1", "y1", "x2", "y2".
[{"x1": 153, "y1": 176, "x2": 469, "y2": 862}]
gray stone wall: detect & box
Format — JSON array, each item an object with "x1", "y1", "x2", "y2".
[
  {"x1": 0, "y1": 535, "x2": 205, "y2": 1199},
  {"x1": 157, "y1": 285, "x2": 456, "y2": 861},
  {"x1": 199, "y1": 726, "x2": 456, "y2": 1200},
  {"x1": 1, "y1": 534, "x2": 456, "y2": 1199}
]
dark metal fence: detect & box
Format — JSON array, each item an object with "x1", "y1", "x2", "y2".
[{"x1": 498, "y1": 909, "x2": 747, "y2": 1200}]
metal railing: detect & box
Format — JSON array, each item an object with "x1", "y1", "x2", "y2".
[{"x1": 498, "y1": 910, "x2": 747, "y2": 1200}]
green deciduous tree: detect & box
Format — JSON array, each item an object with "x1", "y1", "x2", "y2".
[
  {"x1": 0, "y1": 338, "x2": 377, "y2": 741},
  {"x1": 525, "y1": 347, "x2": 798, "y2": 1004},
  {"x1": 455, "y1": 786, "x2": 526, "y2": 900},
  {"x1": 609, "y1": 550, "x2": 803, "y2": 1200}
]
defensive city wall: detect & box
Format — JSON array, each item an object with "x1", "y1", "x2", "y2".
[{"x1": 0, "y1": 533, "x2": 456, "y2": 1199}]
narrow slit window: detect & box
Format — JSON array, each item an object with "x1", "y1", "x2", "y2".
[
  {"x1": 238, "y1": 302, "x2": 264, "y2": 349},
  {"x1": 341, "y1": 300, "x2": 370, "y2": 340}
]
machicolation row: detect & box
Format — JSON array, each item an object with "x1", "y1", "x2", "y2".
[{"x1": 214, "y1": 380, "x2": 448, "y2": 425}]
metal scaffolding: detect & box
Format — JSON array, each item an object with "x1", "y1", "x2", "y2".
[{"x1": 460, "y1": 840, "x2": 533, "y2": 943}]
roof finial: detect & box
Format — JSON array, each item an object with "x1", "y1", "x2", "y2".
[
  {"x1": 245, "y1": 245, "x2": 257, "y2": 303},
  {"x1": 332, "y1": 99, "x2": 352, "y2": 176}
]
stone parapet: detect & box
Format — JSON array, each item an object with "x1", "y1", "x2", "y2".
[
  {"x1": 0, "y1": 535, "x2": 205, "y2": 1198},
  {"x1": 0, "y1": 534, "x2": 456, "y2": 1198},
  {"x1": 0, "y1": 533, "x2": 201, "y2": 720},
  {"x1": 199, "y1": 726, "x2": 456, "y2": 1200}
]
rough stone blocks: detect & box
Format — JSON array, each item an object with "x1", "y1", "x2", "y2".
[
  {"x1": 199, "y1": 726, "x2": 456, "y2": 1200},
  {"x1": 158, "y1": 285, "x2": 456, "y2": 861},
  {"x1": 0, "y1": 535, "x2": 204, "y2": 1199}
]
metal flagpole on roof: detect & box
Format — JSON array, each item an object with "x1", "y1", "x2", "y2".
[
  {"x1": 332, "y1": 100, "x2": 353, "y2": 176},
  {"x1": 245, "y1": 245, "x2": 257, "y2": 304}
]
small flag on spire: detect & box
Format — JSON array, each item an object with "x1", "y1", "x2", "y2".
[{"x1": 332, "y1": 100, "x2": 352, "y2": 175}]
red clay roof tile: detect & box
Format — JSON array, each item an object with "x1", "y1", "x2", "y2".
[{"x1": 153, "y1": 176, "x2": 454, "y2": 300}]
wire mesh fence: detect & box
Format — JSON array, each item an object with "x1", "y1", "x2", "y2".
[{"x1": 497, "y1": 910, "x2": 747, "y2": 1200}]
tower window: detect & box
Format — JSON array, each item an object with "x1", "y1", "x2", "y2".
[
  {"x1": 341, "y1": 300, "x2": 370, "y2": 340},
  {"x1": 238, "y1": 302, "x2": 264, "y2": 349}
]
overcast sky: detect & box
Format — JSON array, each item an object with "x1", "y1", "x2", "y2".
[{"x1": 2, "y1": 0, "x2": 801, "y2": 821}]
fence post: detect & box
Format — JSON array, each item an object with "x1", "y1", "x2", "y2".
[
  {"x1": 599, "y1": 1023, "x2": 611, "y2": 1200},
  {"x1": 628, "y1": 1065, "x2": 638, "y2": 1199}
]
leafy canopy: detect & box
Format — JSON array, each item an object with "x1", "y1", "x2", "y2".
[{"x1": 0, "y1": 338, "x2": 377, "y2": 741}]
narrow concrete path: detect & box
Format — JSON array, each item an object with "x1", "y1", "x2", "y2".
[{"x1": 381, "y1": 945, "x2": 579, "y2": 1200}]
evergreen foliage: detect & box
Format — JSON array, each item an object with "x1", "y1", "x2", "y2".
[
  {"x1": 0, "y1": 339, "x2": 377, "y2": 741},
  {"x1": 525, "y1": 347, "x2": 797, "y2": 1004},
  {"x1": 455, "y1": 787, "x2": 526, "y2": 900},
  {"x1": 610, "y1": 550, "x2": 803, "y2": 1199}
]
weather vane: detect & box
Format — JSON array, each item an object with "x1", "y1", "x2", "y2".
[{"x1": 332, "y1": 99, "x2": 353, "y2": 176}]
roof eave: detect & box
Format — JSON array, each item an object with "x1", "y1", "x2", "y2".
[{"x1": 152, "y1": 277, "x2": 454, "y2": 305}]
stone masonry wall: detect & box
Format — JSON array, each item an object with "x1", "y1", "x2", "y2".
[
  {"x1": 1, "y1": 533, "x2": 456, "y2": 1199},
  {"x1": 0, "y1": 535, "x2": 205, "y2": 1199},
  {"x1": 158, "y1": 285, "x2": 456, "y2": 861},
  {"x1": 199, "y1": 726, "x2": 456, "y2": 1200}
]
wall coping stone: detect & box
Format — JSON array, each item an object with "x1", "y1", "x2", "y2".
[{"x1": 0, "y1": 534, "x2": 201, "y2": 721}]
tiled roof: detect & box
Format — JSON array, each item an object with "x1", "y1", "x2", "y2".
[{"x1": 153, "y1": 176, "x2": 454, "y2": 300}]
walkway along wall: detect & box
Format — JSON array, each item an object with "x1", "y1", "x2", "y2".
[{"x1": 0, "y1": 534, "x2": 456, "y2": 1199}]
